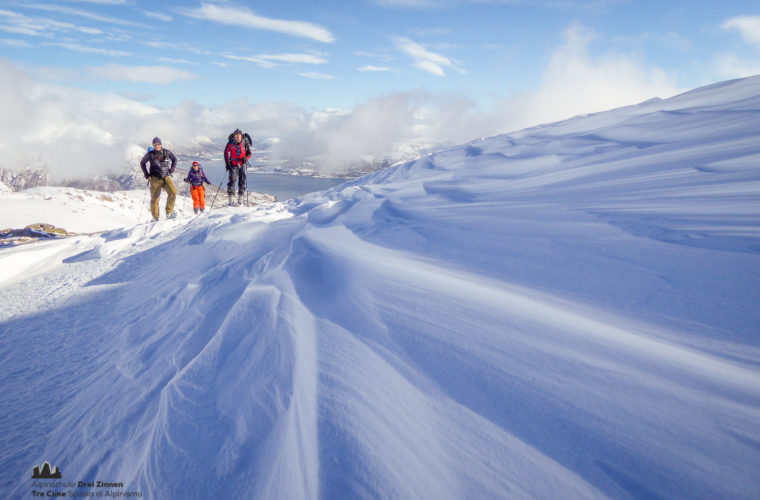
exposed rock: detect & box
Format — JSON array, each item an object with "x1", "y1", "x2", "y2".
[{"x1": 0, "y1": 223, "x2": 72, "y2": 247}]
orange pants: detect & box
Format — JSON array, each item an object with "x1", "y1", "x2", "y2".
[{"x1": 190, "y1": 185, "x2": 206, "y2": 210}]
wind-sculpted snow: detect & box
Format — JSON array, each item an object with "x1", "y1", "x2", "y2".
[{"x1": 2, "y1": 77, "x2": 760, "y2": 499}]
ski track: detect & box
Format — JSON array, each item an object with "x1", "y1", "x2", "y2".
[{"x1": 2, "y1": 76, "x2": 760, "y2": 499}]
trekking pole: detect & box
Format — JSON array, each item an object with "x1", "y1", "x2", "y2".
[
  {"x1": 210, "y1": 179, "x2": 224, "y2": 209},
  {"x1": 244, "y1": 160, "x2": 249, "y2": 207},
  {"x1": 138, "y1": 179, "x2": 149, "y2": 221}
]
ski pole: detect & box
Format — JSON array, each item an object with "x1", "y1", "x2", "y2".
[
  {"x1": 211, "y1": 179, "x2": 224, "y2": 209},
  {"x1": 138, "y1": 179, "x2": 149, "y2": 221},
  {"x1": 243, "y1": 160, "x2": 249, "y2": 207}
]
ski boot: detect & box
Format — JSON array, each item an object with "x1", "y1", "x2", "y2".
[{"x1": 167, "y1": 211, "x2": 177, "y2": 220}]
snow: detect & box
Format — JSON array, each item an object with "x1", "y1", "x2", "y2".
[
  {"x1": 1, "y1": 76, "x2": 760, "y2": 499},
  {"x1": 0, "y1": 187, "x2": 160, "y2": 233}
]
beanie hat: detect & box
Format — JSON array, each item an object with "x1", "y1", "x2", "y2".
[
  {"x1": 152, "y1": 137, "x2": 162, "y2": 145},
  {"x1": 233, "y1": 129, "x2": 242, "y2": 136}
]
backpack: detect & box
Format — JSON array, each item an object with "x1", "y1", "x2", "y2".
[
  {"x1": 228, "y1": 131, "x2": 252, "y2": 149},
  {"x1": 147, "y1": 146, "x2": 168, "y2": 162}
]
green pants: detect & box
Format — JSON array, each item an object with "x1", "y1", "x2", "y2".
[{"x1": 149, "y1": 176, "x2": 177, "y2": 220}]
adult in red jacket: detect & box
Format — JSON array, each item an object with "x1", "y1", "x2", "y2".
[{"x1": 224, "y1": 128, "x2": 252, "y2": 206}]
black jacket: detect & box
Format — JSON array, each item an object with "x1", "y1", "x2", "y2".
[{"x1": 140, "y1": 149, "x2": 177, "y2": 179}]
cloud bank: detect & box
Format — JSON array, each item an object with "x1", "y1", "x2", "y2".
[{"x1": 0, "y1": 27, "x2": 682, "y2": 180}]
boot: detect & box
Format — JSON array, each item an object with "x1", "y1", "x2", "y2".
[
  {"x1": 228, "y1": 195, "x2": 235, "y2": 207},
  {"x1": 238, "y1": 194, "x2": 244, "y2": 207},
  {"x1": 194, "y1": 207, "x2": 199, "y2": 214},
  {"x1": 167, "y1": 212, "x2": 177, "y2": 219}
]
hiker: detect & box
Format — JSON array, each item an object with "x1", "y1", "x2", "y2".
[
  {"x1": 184, "y1": 161, "x2": 211, "y2": 214},
  {"x1": 139, "y1": 137, "x2": 178, "y2": 220},
  {"x1": 224, "y1": 128, "x2": 252, "y2": 206}
]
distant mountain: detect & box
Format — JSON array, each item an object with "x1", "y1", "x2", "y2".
[
  {"x1": 0, "y1": 168, "x2": 188, "y2": 193},
  {"x1": 0, "y1": 137, "x2": 423, "y2": 192},
  {"x1": 0, "y1": 168, "x2": 49, "y2": 191}
]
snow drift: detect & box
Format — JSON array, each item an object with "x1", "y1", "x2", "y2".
[{"x1": 1, "y1": 76, "x2": 760, "y2": 499}]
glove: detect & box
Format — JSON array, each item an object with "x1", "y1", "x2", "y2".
[
  {"x1": 205, "y1": 180, "x2": 211, "y2": 185},
  {"x1": 225, "y1": 164, "x2": 231, "y2": 171},
  {"x1": 183, "y1": 179, "x2": 189, "y2": 183},
  {"x1": 144, "y1": 173, "x2": 150, "y2": 179}
]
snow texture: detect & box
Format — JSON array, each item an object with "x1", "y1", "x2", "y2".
[{"x1": 1, "y1": 76, "x2": 760, "y2": 499}]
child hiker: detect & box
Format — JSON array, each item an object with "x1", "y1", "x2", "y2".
[{"x1": 184, "y1": 161, "x2": 212, "y2": 213}]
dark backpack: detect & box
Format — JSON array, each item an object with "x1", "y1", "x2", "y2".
[{"x1": 228, "y1": 132, "x2": 252, "y2": 149}]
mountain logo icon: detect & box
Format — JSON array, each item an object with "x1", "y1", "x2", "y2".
[{"x1": 32, "y1": 461, "x2": 62, "y2": 479}]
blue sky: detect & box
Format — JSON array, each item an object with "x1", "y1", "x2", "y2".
[
  {"x1": 0, "y1": 0, "x2": 759, "y2": 176},
  {"x1": 2, "y1": 0, "x2": 758, "y2": 108}
]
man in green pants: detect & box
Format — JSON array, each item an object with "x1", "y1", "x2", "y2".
[{"x1": 139, "y1": 137, "x2": 178, "y2": 221}]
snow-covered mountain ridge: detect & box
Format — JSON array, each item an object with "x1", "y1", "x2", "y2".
[{"x1": 1, "y1": 76, "x2": 759, "y2": 499}]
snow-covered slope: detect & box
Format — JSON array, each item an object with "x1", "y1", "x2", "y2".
[
  {"x1": 0, "y1": 187, "x2": 167, "y2": 233},
  {"x1": 1, "y1": 76, "x2": 759, "y2": 499}
]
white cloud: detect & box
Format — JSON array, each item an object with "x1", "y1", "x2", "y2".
[
  {"x1": 145, "y1": 11, "x2": 173, "y2": 22},
  {"x1": 0, "y1": 9, "x2": 104, "y2": 37},
  {"x1": 179, "y1": 3, "x2": 335, "y2": 43},
  {"x1": 1, "y1": 38, "x2": 31, "y2": 47},
  {"x1": 394, "y1": 36, "x2": 464, "y2": 76},
  {"x1": 49, "y1": 42, "x2": 130, "y2": 56},
  {"x1": 143, "y1": 41, "x2": 176, "y2": 49},
  {"x1": 0, "y1": 58, "x2": 159, "y2": 179},
  {"x1": 414, "y1": 60, "x2": 445, "y2": 76},
  {"x1": 299, "y1": 72, "x2": 334, "y2": 79},
  {"x1": 90, "y1": 63, "x2": 196, "y2": 84},
  {"x1": 721, "y1": 16, "x2": 760, "y2": 46},
  {"x1": 225, "y1": 53, "x2": 328, "y2": 69},
  {"x1": 22, "y1": 3, "x2": 143, "y2": 27},
  {"x1": 358, "y1": 65, "x2": 392, "y2": 72},
  {"x1": 158, "y1": 57, "x2": 197, "y2": 66},
  {"x1": 501, "y1": 24, "x2": 682, "y2": 130},
  {"x1": 257, "y1": 53, "x2": 328, "y2": 64}
]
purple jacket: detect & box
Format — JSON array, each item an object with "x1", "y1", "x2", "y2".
[{"x1": 185, "y1": 167, "x2": 211, "y2": 186}]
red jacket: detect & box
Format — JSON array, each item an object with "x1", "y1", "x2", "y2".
[{"x1": 224, "y1": 140, "x2": 251, "y2": 168}]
